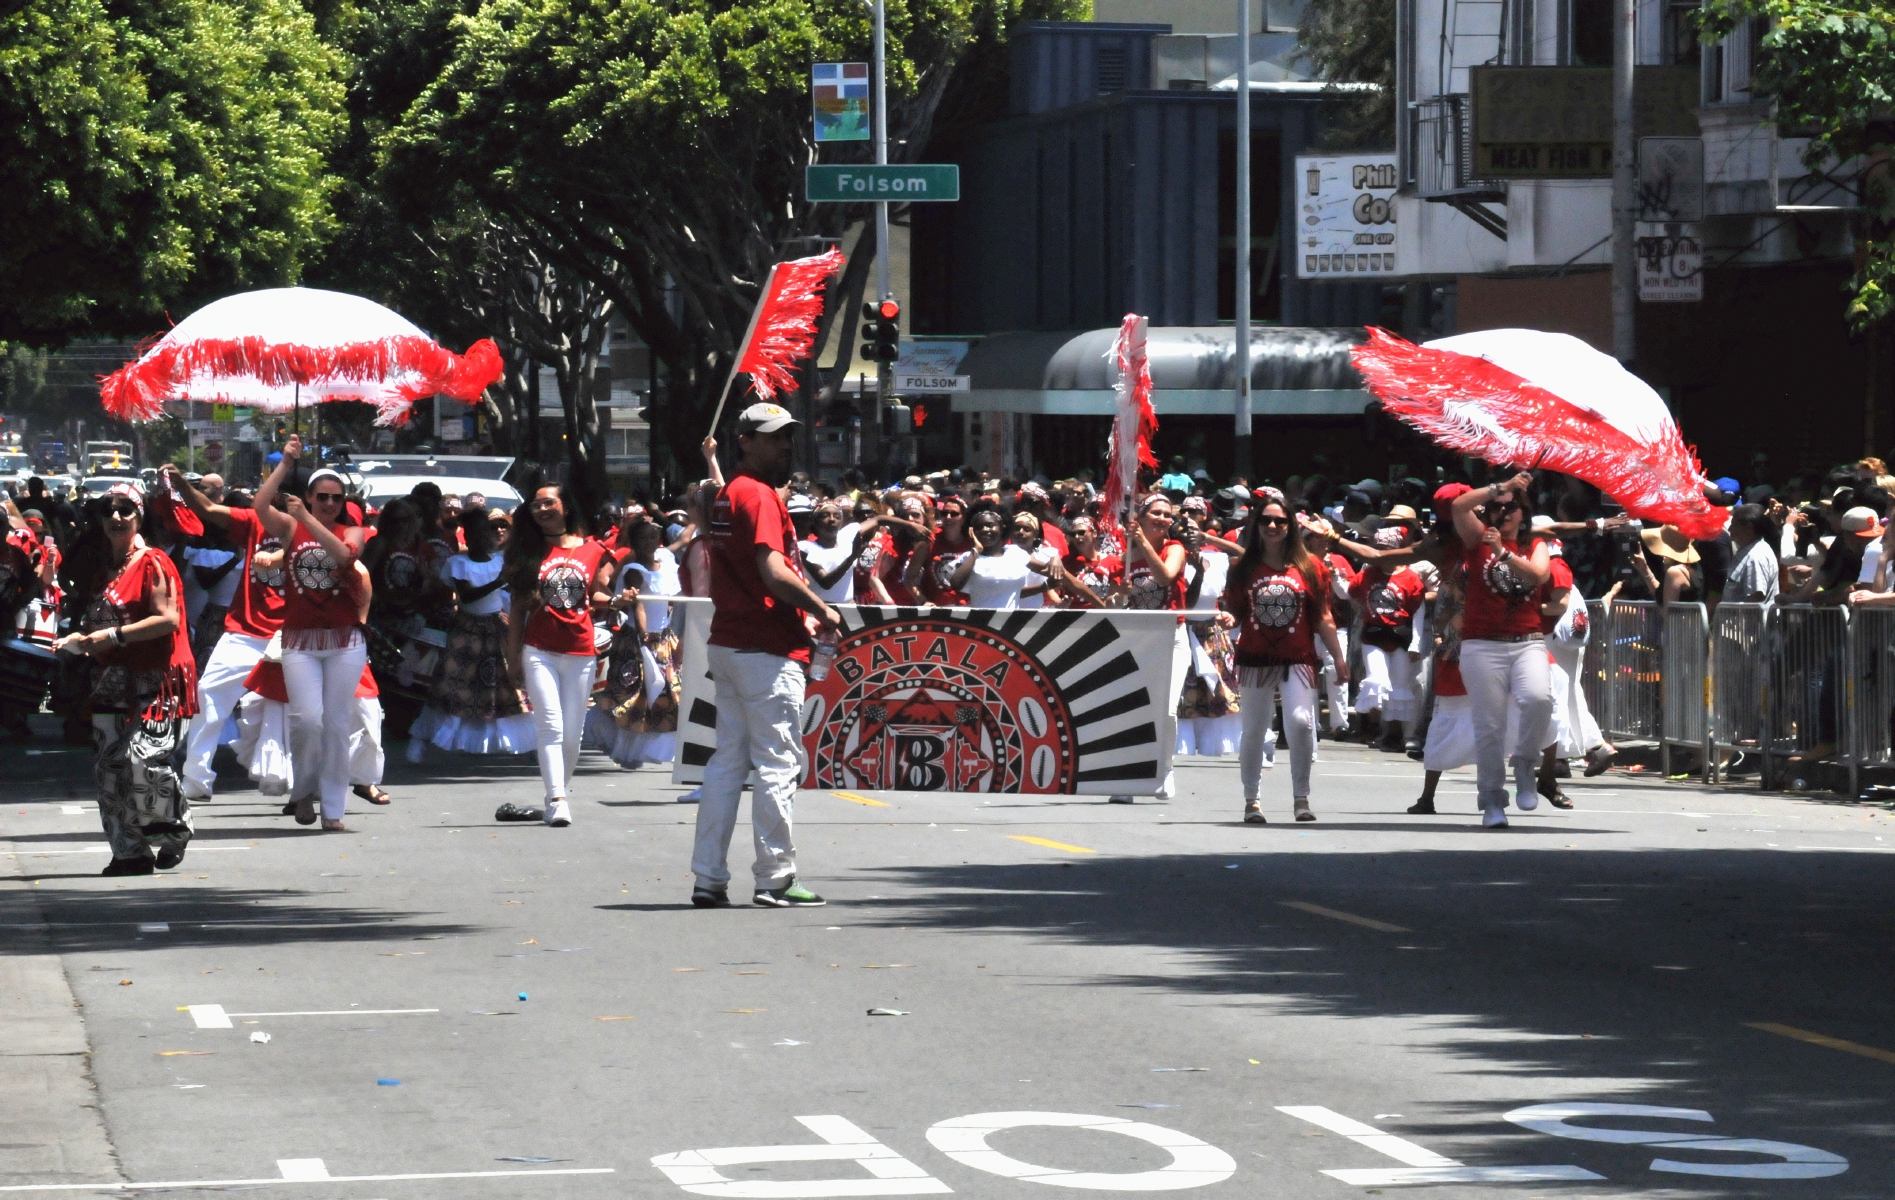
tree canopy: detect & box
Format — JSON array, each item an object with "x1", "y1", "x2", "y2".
[{"x1": 0, "y1": 0, "x2": 345, "y2": 344}]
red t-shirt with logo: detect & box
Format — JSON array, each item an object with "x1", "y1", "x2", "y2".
[
  {"x1": 1352, "y1": 566, "x2": 1425, "y2": 651},
  {"x1": 1059, "y1": 552, "x2": 1123, "y2": 609},
  {"x1": 1125, "y1": 540, "x2": 1187, "y2": 610},
  {"x1": 852, "y1": 528, "x2": 892, "y2": 604},
  {"x1": 523, "y1": 539, "x2": 610, "y2": 656},
  {"x1": 282, "y1": 523, "x2": 361, "y2": 644},
  {"x1": 709, "y1": 473, "x2": 812, "y2": 663},
  {"x1": 1462, "y1": 541, "x2": 1544, "y2": 640},
  {"x1": 223, "y1": 507, "x2": 286, "y2": 638},
  {"x1": 1538, "y1": 555, "x2": 1575, "y2": 636},
  {"x1": 1223, "y1": 557, "x2": 1331, "y2": 668}
]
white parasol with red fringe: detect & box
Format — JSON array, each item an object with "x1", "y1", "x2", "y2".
[
  {"x1": 1350, "y1": 327, "x2": 1724, "y2": 539},
  {"x1": 706, "y1": 249, "x2": 846, "y2": 433},
  {"x1": 100, "y1": 287, "x2": 503, "y2": 427},
  {"x1": 1099, "y1": 313, "x2": 1157, "y2": 538}
]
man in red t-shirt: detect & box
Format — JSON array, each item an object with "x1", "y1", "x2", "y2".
[
  {"x1": 695, "y1": 403, "x2": 842, "y2": 911},
  {"x1": 165, "y1": 464, "x2": 287, "y2": 803}
]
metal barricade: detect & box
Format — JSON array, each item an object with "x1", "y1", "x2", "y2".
[
  {"x1": 1581, "y1": 601, "x2": 1609, "y2": 736},
  {"x1": 1660, "y1": 603, "x2": 1711, "y2": 781},
  {"x1": 1845, "y1": 606, "x2": 1895, "y2": 798},
  {"x1": 1767, "y1": 605, "x2": 1849, "y2": 789},
  {"x1": 1707, "y1": 602, "x2": 1772, "y2": 786},
  {"x1": 1597, "y1": 600, "x2": 1663, "y2": 745}
]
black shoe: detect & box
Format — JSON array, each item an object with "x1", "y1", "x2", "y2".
[
  {"x1": 754, "y1": 879, "x2": 826, "y2": 907},
  {"x1": 495, "y1": 803, "x2": 544, "y2": 822},
  {"x1": 1406, "y1": 799, "x2": 1436, "y2": 814},
  {"x1": 1552, "y1": 759, "x2": 1572, "y2": 779},
  {"x1": 280, "y1": 800, "x2": 296, "y2": 815},
  {"x1": 691, "y1": 885, "x2": 730, "y2": 908},
  {"x1": 101, "y1": 856, "x2": 154, "y2": 877},
  {"x1": 1583, "y1": 745, "x2": 1617, "y2": 777}
]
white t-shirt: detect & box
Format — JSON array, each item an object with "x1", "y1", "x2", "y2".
[
  {"x1": 1193, "y1": 549, "x2": 1229, "y2": 613},
  {"x1": 443, "y1": 553, "x2": 507, "y2": 615},
  {"x1": 965, "y1": 545, "x2": 1034, "y2": 609},
  {"x1": 801, "y1": 537, "x2": 857, "y2": 604},
  {"x1": 618, "y1": 558, "x2": 681, "y2": 632},
  {"x1": 1858, "y1": 541, "x2": 1882, "y2": 586},
  {"x1": 183, "y1": 546, "x2": 241, "y2": 612},
  {"x1": 1724, "y1": 537, "x2": 1779, "y2": 605}
]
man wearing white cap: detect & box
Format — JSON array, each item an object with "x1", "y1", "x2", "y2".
[{"x1": 692, "y1": 403, "x2": 841, "y2": 909}]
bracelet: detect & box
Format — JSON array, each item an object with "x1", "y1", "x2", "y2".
[{"x1": 110, "y1": 626, "x2": 123, "y2": 646}]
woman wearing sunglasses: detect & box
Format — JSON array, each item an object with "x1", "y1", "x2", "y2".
[
  {"x1": 1216, "y1": 497, "x2": 1347, "y2": 823},
  {"x1": 1448, "y1": 472, "x2": 1552, "y2": 828},
  {"x1": 253, "y1": 437, "x2": 371, "y2": 831},
  {"x1": 922, "y1": 496, "x2": 974, "y2": 606},
  {"x1": 54, "y1": 483, "x2": 199, "y2": 874}
]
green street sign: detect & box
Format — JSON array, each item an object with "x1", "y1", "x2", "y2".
[{"x1": 806, "y1": 164, "x2": 960, "y2": 202}]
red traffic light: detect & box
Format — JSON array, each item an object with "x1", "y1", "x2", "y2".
[{"x1": 876, "y1": 299, "x2": 901, "y2": 320}]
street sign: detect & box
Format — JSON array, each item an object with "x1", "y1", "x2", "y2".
[
  {"x1": 203, "y1": 441, "x2": 224, "y2": 465},
  {"x1": 895, "y1": 373, "x2": 970, "y2": 393},
  {"x1": 1469, "y1": 67, "x2": 1699, "y2": 179},
  {"x1": 1637, "y1": 137, "x2": 1704, "y2": 222},
  {"x1": 1636, "y1": 222, "x2": 1703, "y2": 303},
  {"x1": 807, "y1": 164, "x2": 960, "y2": 202},
  {"x1": 1295, "y1": 153, "x2": 1400, "y2": 279},
  {"x1": 812, "y1": 63, "x2": 870, "y2": 142}
]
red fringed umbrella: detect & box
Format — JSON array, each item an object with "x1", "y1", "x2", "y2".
[
  {"x1": 708, "y1": 249, "x2": 846, "y2": 431},
  {"x1": 1100, "y1": 313, "x2": 1156, "y2": 537},
  {"x1": 99, "y1": 287, "x2": 503, "y2": 428},
  {"x1": 1350, "y1": 327, "x2": 1723, "y2": 539}
]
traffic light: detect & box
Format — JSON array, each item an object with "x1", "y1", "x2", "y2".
[{"x1": 860, "y1": 298, "x2": 901, "y2": 363}]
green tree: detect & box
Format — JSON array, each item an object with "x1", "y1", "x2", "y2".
[
  {"x1": 0, "y1": 0, "x2": 346, "y2": 344},
  {"x1": 376, "y1": 0, "x2": 1080, "y2": 476},
  {"x1": 1700, "y1": 0, "x2": 1895, "y2": 328},
  {"x1": 1297, "y1": 0, "x2": 1395, "y2": 149}
]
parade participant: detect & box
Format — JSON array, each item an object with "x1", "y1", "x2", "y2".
[
  {"x1": 1055, "y1": 515, "x2": 1120, "y2": 609},
  {"x1": 1009, "y1": 511, "x2": 1058, "y2": 608},
  {"x1": 1218, "y1": 497, "x2": 1346, "y2": 823},
  {"x1": 53, "y1": 483, "x2": 198, "y2": 874},
  {"x1": 254, "y1": 441, "x2": 371, "y2": 831},
  {"x1": 880, "y1": 493, "x2": 934, "y2": 605},
  {"x1": 362, "y1": 498, "x2": 446, "y2": 699},
  {"x1": 947, "y1": 507, "x2": 1051, "y2": 610},
  {"x1": 1107, "y1": 493, "x2": 1190, "y2": 803},
  {"x1": 502, "y1": 484, "x2": 614, "y2": 828},
  {"x1": 1535, "y1": 521, "x2": 1585, "y2": 808},
  {"x1": 592, "y1": 519, "x2": 683, "y2": 768},
  {"x1": 1302, "y1": 516, "x2": 1358, "y2": 737},
  {"x1": 1176, "y1": 509, "x2": 1243, "y2": 757},
  {"x1": 408, "y1": 504, "x2": 533, "y2": 760},
  {"x1": 1450, "y1": 472, "x2": 1552, "y2": 828},
  {"x1": 168, "y1": 462, "x2": 285, "y2": 806},
  {"x1": 179, "y1": 524, "x2": 241, "y2": 668},
  {"x1": 921, "y1": 495, "x2": 974, "y2": 606},
  {"x1": 693, "y1": 403, "x2": 840, "y2": 909},
  {"x1": 1351, "y1": 525, "x2": 1426, "y2": 752}
]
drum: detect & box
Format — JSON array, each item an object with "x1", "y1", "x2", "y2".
[{"x1": 0, "y1": 635, "x2": 57, "y2": 712}]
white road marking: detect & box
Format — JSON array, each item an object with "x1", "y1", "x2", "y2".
[
  {"x1": 652, "y1": 1114, "x2": 948, "y2": 1197},
  {"x1": 926, "y1": 1111, "x2": 1235, "y2": 1190},
  {"x1": 1278, "y1": 1106, "x2": 1604, "y2": 1187},
  {"x1": 1505, "y1": 1103, "x2": 1848, "y2": 1179},
  {"x1": 0, "y1": 1168, "x2": 613, "y2": 1192},
  {"x1": 276, "y1": 1161, "x2": 330, "y2": 1181},
  {"x1": 188, "y1": 1005, "x2": 232, "y2": 1029},
  {"x1": 187, "y1": 1005, "x2": 438, "y2": 1029}
]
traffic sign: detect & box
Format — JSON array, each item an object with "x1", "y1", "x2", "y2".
[
  {"x1": 807, "y1": 164, "x2": 959, "y2": 202},
  {"x1": 895, "y1": 373, "x2": 969, "y2": 393}
]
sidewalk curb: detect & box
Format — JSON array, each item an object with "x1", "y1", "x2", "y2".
[{"x1": 0, "y1": 828, "x2": 124, "y2": 1187}]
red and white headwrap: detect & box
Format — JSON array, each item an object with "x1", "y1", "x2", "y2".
[{"x1": 104, "y1": 482, "x2": 144, "y2": 514}]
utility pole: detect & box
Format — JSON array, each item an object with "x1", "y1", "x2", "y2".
[
  {"x1": 1610, "y1": 0, "x2": 1636, "y2": 363},
  {"x1": 1232, "y1": 0, "x2": 1253, "y2": 477},
  {"x1": 867, "y1": 0, "x2": 892, "y2": 477}
]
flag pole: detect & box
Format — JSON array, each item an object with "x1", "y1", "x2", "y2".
[{"x1": 706, "y1": 262, "x2": 783, "y2": 438}]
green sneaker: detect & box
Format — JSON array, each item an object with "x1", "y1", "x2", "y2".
[{"x1": 753, "y1": 879, "x2": 825, "y2": 907}]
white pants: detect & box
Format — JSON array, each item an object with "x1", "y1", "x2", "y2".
[
  {"x1": 181, "y1": 631, "x2": 268, "y2": 799},
  {"x1": 1354, "y1": 644, "x2": 1419, "y2": 724},
  {"x1": 1239, "y1": 664, "x2": 1318, "y2": 801},
  {"x1": 283, "y1": 635, "x2": 370, "y2": 821},
  {"x1": 694, "y1": 645, "x2": 804, "y2": 891},
  {"x1": 351, "y1": 697, "x2": 385, "y2": 786},
  {"x1": 1548, "y1": 639, "x2": 1602, "y2": 757},
  {"x1": 1315, "y1": 630, "x2": 1350, "y2": 730},
  {"x1": 1461, "y1": 639, "x2": 1553, "y2": 812},
  {"x1": 522, "y1": 646, "x2": 596, "y2": 802}
]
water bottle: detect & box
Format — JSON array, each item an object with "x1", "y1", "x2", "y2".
[{"x1": 809, "y1": 628, "x2": 840, "y2": 681}]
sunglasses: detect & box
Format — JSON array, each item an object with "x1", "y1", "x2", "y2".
[
  {"x1": 1255, "y1": 515, "x2": 1291, "y2": 528},
  {"x1": 107, "y1": 502, "x2": 139, "y2": 517}
]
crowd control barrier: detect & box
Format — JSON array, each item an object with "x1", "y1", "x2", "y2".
[
  {"x1": 1707, "y1": 603, "x2": 1771, "y2": 786},
  {"x1": 1844, "y1": 606, "x2": 1895, "y2": 798},
  {"x1": 1660, "y1": 603, "x2": 1712, "y2": 781},
  {"x1": 1594, "y1": 600, "x2": 1664, "y2": 748}
]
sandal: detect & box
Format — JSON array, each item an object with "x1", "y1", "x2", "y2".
[
  {"x1": 321, "y1": 818, "x2": 348, "y2": 832},
  {"x1": 1243, "y1": 802, "x2": 1266, "y2": 824},
  {"x1": 293, "y1": 796, "x2": 317, "y2": 826},
  {"x1": 1293, "y1": 800, "x2": 1316, "y2": 822},
  {"x1": 1548, "y1": 791, "x2": 1574, "y2": 809},
  {"x1": 353, "y1": 784, "x2": 392, "y2": 805}
]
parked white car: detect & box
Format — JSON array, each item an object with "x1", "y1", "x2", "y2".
[{"x1": 349, "y1": 455, "x2": 522, "y2": 514}]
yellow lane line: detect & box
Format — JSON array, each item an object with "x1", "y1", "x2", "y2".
[
  {"x1": 1279, "y1": 900, "x2": 1410, "y2": 933},
  {"x1": 1747, "y1": 1022, "x2": 1895, "y2": 1065},
  {"x1": 830, "y1": 792, "x2": 891, "y2": 808},
  {"x1": 1008, "y1": 835, "x2": 1098, "y2": 854}
]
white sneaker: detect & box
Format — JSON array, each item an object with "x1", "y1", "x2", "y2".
[
  {"x1": 677, "y1": 787, "x2": 702, "y2": 804},
  {"x1": 1482, "y1": 808, "x2": 1509, "y2": 828},
  {"x1": 1516, "y1": 789, "x2": 1539, "y2": 811},
  {"x1": 544, "y1": 798, "x2": 572, "y2": 827}
]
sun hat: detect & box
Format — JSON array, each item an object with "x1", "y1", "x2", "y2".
[{"x1": 1640, "y1": 524, "x2": 1700, "y2": 564}]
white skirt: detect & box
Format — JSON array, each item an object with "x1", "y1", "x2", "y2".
[
  {"x1": 405, "y1": 707, "x2": 537, "y2": 760},
  {"x1": 1176, "y1": 713, "x2": 1243, "y2": 757},
  {"x1": 236, "y1": 694, "x2": 385, "y2": 794}
]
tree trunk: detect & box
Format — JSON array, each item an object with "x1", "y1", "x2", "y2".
[{"x1": 562, "y1": 323, "x2": 609, "y2": 523}]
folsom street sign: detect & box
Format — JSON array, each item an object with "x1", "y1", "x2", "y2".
[{"x1": 806, "y1": 164, "x2": 960, "y2": 202}]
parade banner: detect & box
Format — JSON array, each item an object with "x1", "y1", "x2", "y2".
[{"x1": 670, "y1": 600, "x2": 1189, "y2": 796}]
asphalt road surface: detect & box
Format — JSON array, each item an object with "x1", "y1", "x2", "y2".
[{"x1": 4, "y1": 737, "x2": 1893, "y2": 1200}]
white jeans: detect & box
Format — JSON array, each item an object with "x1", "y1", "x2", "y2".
[
  {"x1": 282, "y1": 634, "x2": 370, "y2": 820},
  {"x1": 351, "y1": 697, "x2": 385, "y2": 786},
  {"x1": 1548, "y1": 639, "x2": 1602, "y2": 757},
  {"x1": 1461, "y1": 638, "x2": 1554, "y2": 812},
  {"x1": 522, "y1": 646, "x2": 596, "y2": 802},
  {"x1": 694, "y1": 645, "x2": 805, "y2": 891},
  {"x1": 181, "y1": 631, "x2": 267, "y2": 799},
  {"x1": 1239, "y1": 664, "x2": 1318, "y2": 801},
  {"x1": 1315, "y1": 629, "x2": 1350, "y2": 730},
  {"x1": 1355, "y1": 645, "x2": 1420, "y2": 724}
]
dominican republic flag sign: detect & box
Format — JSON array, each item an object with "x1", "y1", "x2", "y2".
[{"x1": 670, "y1": 601, "x2": 1189, "y2": 795}]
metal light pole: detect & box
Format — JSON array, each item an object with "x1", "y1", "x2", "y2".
[
  {"x1": 1233, "y1": 0, "x2": 1253, "y2": 473},
  {"x1": 865, "y1": 0, "x2": 892, "y2": 474},
  {"x1": 1610, "y1": 0, "x2": 1636, "y2": 363}
]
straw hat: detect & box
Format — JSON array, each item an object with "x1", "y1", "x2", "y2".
[{"x1": 1640, "y1": 524, "x2": 1700, "y2": 564}]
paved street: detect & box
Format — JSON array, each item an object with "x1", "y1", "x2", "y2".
[{"x1": 4, "y1": 737, "x2": 1894, "y2": 1199}]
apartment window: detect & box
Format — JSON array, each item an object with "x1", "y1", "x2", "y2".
[
  {"x1": 1097, "y1": 45, "x2": 1128, "y2": 92},
  {"x1": 1570, "y1": 0, "x2": 1612, "y2": 65},
  {"x1": 1664, "y1": 0, "x2": 1701, "y2": 65}
]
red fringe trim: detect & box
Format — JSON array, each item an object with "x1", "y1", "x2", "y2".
[
  {"x1": 1100, "y1": 313, "x2": 1158, "y2": 534},
  {"x1": 99, "y1": 335, "x2": 504, "y2": 426},
  {"x1": 736, "y1": 249, "x2": 846, "y2": 402},
  {"x1": 1350, "y1": 327, "x2": 1722, "y2": 540}
]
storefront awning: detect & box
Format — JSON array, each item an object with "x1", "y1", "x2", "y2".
[{"x1": 952, "y1": 326, "x2": 1372, "y2": 418}]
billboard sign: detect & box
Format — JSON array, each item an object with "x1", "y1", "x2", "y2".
[{"x1": 1295, "y1": 154, "x2": 1400, "y2": 278}]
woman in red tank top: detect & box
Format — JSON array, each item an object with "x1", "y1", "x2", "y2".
[
  {"x1": 1122, "y1": 493, "x2": 1188, "y2": 612},
  {"x1": 1449, "y1": 472, "x2": 1553, "y2": 827},
  {"x1": 254, "y1": 438, "x2": 371, "y2": 831}
]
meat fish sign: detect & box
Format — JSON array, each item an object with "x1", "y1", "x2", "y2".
[{"x1": 671, "y1": 601, "x2": 1189, "y2": 796}]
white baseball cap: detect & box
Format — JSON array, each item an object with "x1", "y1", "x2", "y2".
[{"x1": 736, "y1": 403, "x2": 799, "y2": 435}]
